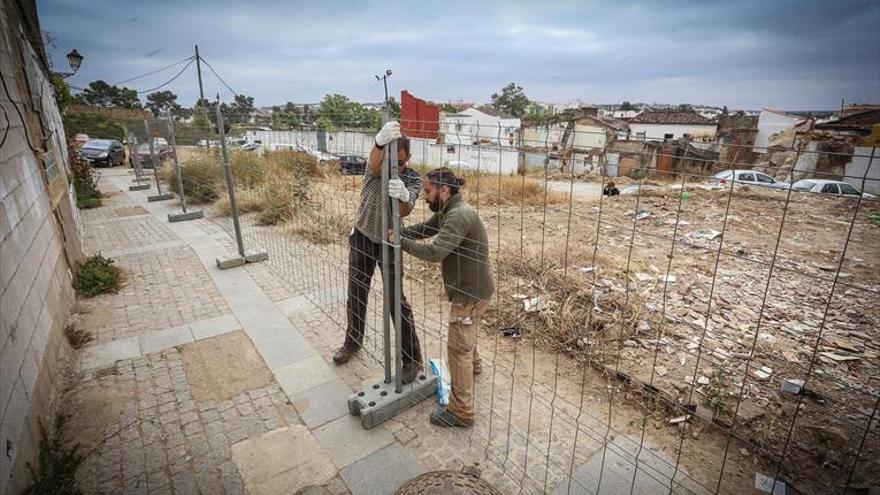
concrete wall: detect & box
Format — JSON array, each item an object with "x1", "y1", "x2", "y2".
[
  {"x1": 844, "y1": 147, "x2": 879, "y2": 195},
  {"x1": 628, "y1": 123, "x2": 717, "y2": 141},
  {"x1": 249, "y1": 129, "x2": 523, "y2": 174},
  {"x1": 571, "y1": 123, "x2": 608, "y2": 150},
  {"x1": 1, "y1": 2, "x2": 80, "y2": 493},
  {"x1": 754, "y1": 110, "x2": 801, "y2": 153}
]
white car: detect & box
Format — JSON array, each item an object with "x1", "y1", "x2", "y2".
[
  {"x1": 791, "y1": 179, "x2": 876, "y2": 199},
  {"x1": 711, "y1": 170, "x2": 790, "y2": 190}
]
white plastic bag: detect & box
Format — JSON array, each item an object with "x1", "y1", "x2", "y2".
[{"x1": 429, "y1": 358, "x2": 451, "y2": 406}]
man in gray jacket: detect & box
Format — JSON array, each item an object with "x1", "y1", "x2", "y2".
[{"x1": 397, "y1": 167, "x2": 494, "y2": 427}]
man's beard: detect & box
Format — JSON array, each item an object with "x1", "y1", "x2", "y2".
[{"x1": 427, "y1": 197, "x2": 442, "y2": 212}]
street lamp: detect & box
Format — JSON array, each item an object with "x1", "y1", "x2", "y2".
[
  {"x1": 55, "y1": 49, "x2": 83, "y2": 78},
  {"x1": 375, "y1": 69, "x2": 392, "y2": 107}
]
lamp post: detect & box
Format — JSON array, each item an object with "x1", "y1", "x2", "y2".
[
  {"x1": 375, "y1": 68, "x2": 392, "y2": 107},
  {"x1": 55, "y1": 49, "x2": 84, "y2": 79}
]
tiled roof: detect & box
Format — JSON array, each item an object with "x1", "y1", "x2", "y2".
[{"x1": 630, "y1": 111, "x2": 715, "y2": 125}]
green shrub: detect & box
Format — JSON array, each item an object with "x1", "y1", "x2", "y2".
[
  {"x1": 69, "y1": 142, "x2": 102, "y2": 209},
  {"x1": 74, "y1": 253, "x2": 122, "y2": 297},
  {"x1": 23, "y1": 414, "x2": 84, "y2": 495},
  {"x1": 168, "y1": 153, "x2": 224, "y2": 203}
]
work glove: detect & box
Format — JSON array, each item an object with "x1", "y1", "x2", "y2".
[
  {"x1": 388, "y1": 178, "x2": 409, "y2": 203},
  {"x1": 375, "y1": 121, "x2": 401, "y2": 148}
]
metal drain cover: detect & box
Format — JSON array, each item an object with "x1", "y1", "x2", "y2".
[{"x1": 395, "y1": 470, "x2": 502, "y2": 495}]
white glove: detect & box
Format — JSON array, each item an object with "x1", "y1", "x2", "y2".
[
  {"x1": 375, "y1": 121, "x2": 401, "y2": 147},
  {"x1": 388, "y1": 178, "x2": 409, "y2": 203}
]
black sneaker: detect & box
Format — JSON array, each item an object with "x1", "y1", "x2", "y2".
[{"x1": 429, "y1": 408, "x2": 471, "y2": 428}]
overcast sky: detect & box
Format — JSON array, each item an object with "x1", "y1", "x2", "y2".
[{"x1": 39, "y1": 0, "x2": 880, "y2": 110}]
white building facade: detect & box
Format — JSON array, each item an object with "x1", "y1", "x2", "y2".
[
  {"x1": 441, "y1": 107, "x2": 521, "y2": 146},
  {"x1": 754, "y1": 109, "x2": 803, "y2": 153}
]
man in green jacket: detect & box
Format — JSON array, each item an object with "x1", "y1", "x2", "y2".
[{"x1": 397, "y1": 167, "x2": 494, "y2": 428}]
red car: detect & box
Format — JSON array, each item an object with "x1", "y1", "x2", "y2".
[{"x1": 132, "y1": 140, "x2": 175, "y2": 168}]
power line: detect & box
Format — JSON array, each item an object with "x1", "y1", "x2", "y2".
[
  {"x1": 197, "y1": 56, "x2": 238, "y2": 98},
  {"x1": 136, "y1": 58, "x2": 196, "y2": 94},
  {"x1": 113, "y1": 55, "x2": 195, "y2": 85}
]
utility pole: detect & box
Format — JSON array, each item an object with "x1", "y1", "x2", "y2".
[
  {"x1": 375, "y1": 69, "x2": 392, "y2": 108},
  {"x1": 195, "y1": 45, "x2": 206, "y2": 105}
]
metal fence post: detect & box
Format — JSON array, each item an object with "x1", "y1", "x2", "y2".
[
  {"x1": 127, "y1": 133, "x2": 150, "y2": 191},
  {"x1": 145, "y1": 118, "x2": 174, "y2": 202},
  {"x1": 214, "y1": 100, "x2": 268, "y2": 269},
  {"x1": 165, "y1": 113, "x2": 203, "y2": 222},
  {"x1": 347, "y1": 114, "x2": 436, "y2": 430}
]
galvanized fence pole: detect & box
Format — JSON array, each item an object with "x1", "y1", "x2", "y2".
[
  {"x1": 144, "y1": 117, "x2": 174, "y2": 202},
  {"x1": 165, "y1": 113, "x2": 203, "y2": 222},
  {"x1": 127, "y1": 133, "x2": 150, "y2": 191},
  {"x1": 381, "y1": 117, "x2": 393, "y2": 385},
  {"x1": 214, "y1": 101, "x2": 267, "y2": 269}
]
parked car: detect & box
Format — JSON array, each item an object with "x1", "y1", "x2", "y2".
[
  {"x1": 339, "y1": 155, "x2": 368, "y2": 175},
  {"x1": 711, "y1": 170, "x2": 790, "y2": 190},
  {"x1": 79, "y1": 139, "x2": 125, "y2": 167},
  {"x1": 133, "y1": 141, "x2": 175, "y2": 168},
  {"x1": 791, "y1": 179, "x2": 876, "y2": 199}
]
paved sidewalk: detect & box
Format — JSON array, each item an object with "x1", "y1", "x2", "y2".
[{"x1": 68, "y1": 170, "x2": 423, "y2": 494}]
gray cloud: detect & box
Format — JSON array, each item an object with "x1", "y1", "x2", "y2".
[{"x1": 39, "y1": 0, "x2": 880, "y2": 109}]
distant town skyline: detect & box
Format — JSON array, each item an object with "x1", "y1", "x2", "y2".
[{"x1": 40, "y1": 0, "x2": 880, "y2": 111}]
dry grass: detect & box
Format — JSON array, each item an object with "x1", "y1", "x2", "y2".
[
  {"x1": 464, "y1": 172, "x2": 568, "y2": 206},
  {"x1": 485, "y1": 244, "x2": 647, "y2": 359}
]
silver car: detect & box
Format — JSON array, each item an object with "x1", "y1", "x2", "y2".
[
  {"x1": 791, "y1": 179, "x2": 876, "y2": 199},
  {"x1": 711, "y1": 169, "x2": 790, "y2": 190}
]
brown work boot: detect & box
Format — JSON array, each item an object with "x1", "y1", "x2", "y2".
[
  {"x1": 332, "y1": 346, "x2": 358, "y2": 365},
  {"x1": 401, "y1": 361, "x2": 423, "y2": 384}
]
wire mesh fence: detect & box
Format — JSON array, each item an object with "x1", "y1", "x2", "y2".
[{"x1": 149, "y1": 106, "x2": 877, "y2": 495}]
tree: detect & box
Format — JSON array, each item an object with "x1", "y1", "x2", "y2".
[
  {"x1": 317, "y1": 94, "x2": 381, "y2": 130},
  {"x1": 145, "y1": 90, "x2": 180, "y2": 117},
  {"x1": 524, "y1": 102, "x2": 549, "y2": 123},
  {"x1": 75, "y1": 80, "x2": 141, "y2": 109},
  {"x1": 490, "y1": 82, "x2": 531, "y2": 118},
  {"x1": 438, "y1": 102, "x2": 460, "y2": 113},
  {"x1": 619, "y1": 101, "x2": 635, "y2": 111},
  {"x1": 228, "y1": 94, "x2": 255, "y2": 124}
]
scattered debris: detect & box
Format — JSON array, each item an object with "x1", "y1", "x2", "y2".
[
  {"x1": 696, "y1": 375, "x2": 710, "y2": 385},
  {"x1": 754, "y1": 472, "x2": 789, "y2": 495},
  {"x1": 654, "y1": 365, "x2": 668, "y2": 377},
  {"x1": 780, "y1": 378, "x2": 805, "y2": 395},
  {"x1": 753, "y1": 365, "x2": 773, "y2": 380},
  {"x1": 634, "y1": 211, "x2": 652, "y2": 221},
  {"x1": 501, "y1": 326, "x2": 522, "y2": 338},
  {"x1": 818, "y1": 351, "x2": 860, "y2": 362},
  {"x1": 668, "y1": 415, "x2": 691, "y2": 425},
  {"x1": 523, "y1": 297, "x2": 546, "y2": 313},
  {"x1": 579, "y1": 266, "x2": 595, "y2": 273}
]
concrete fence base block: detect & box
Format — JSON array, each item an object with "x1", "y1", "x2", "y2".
[
  {"x1": 128, "y1": 184, "x2": 150, "y2": 191},
  {"x1": 167, "y1": 210, "x2": 204, "y2": 222},
  {"x1": 216, "y1": 252, "x2": 268, "y2": 270},
  {"x1": 245, "y1": 252, "x2": 269, "y2": 263},
  {"x1": 147, "y1": 193, "x2": 175, "y2": 202},
  {"x1": 348, "y1": 371, "x2": 437, "y2": 430}
]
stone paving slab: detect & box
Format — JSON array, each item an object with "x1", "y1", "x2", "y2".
[
  {"x1": 81, "y1": 314, "x2": 243, "y2": 372},
  {"x1": 275, "y1": 355, "x2": 338, "y2": 398},
  {"x1": 314, "y1": 416, "x2": 395, "y2": 470},
  {"x1": 291, "y1": 378, "x2": 353, "y2": 429},
  {"x1": 231, "y1": 426, "x2": 337, "y2": 495},
  {"x1": 339, "y1": 443, "x2": 426, "y2": 495}
]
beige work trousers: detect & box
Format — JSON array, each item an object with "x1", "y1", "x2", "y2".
[{"x1": 445, "y1": 299, "x2": 490, "y2": 424}]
